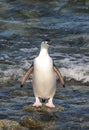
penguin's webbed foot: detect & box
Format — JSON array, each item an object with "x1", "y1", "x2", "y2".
[
  {"x1": 33, "y1": 97, "x2": 42, "y2": 107},
  {"x1": 46, "y1": 98, "x2": 55, "y2": 108},
  {"x1": 46, "y1": 102, "x2": 55, "y2": 108},
  {"x1": 33, "y1": 102, "x2": 42, "y2": 107}
]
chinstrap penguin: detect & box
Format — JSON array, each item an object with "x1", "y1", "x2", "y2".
[{"x1": 21, "y1": 40, "x2": 65, "y2": 108}]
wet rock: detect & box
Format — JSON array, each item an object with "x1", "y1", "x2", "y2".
[
  {"x1": 23, "y1": 104, "x2": 64, "y2": 113},
  {"x1": 4, "y1": 125, "x2": 29, "y2": 130},
  {"x1": 20, "y1": 115, "x2": 59, "y2": 130},
  {"x1": 0, "y1": 120, "x2": 19, "y2": 129},
  {"x1": 20, "y1": 116, "x2": 42, "y2": 129},
  {"x1": 0, "y1": 119, "x2": 28, "y2": 130},
  {"x1": 23, "y1": 103, "x2": 64, "y2": 126},
  {"x1": 20, "y1": 104, "x2": 64, "y2": 129}
]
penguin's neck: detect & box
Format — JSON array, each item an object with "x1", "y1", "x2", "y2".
[{"x1": 39, "y1": 48, "x2": 49, "y2": 57}]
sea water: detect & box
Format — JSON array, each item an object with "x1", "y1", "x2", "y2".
[{"x1": 0, "y1": 0, "x2": 89, "y2": 129}]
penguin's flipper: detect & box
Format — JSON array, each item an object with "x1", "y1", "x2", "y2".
[
  {"x1": 53, "y1": 64, "x2": 65, "y2": 87},
  {"x1": 21, "y1": 64, "x2": 33, "y2": 87}
]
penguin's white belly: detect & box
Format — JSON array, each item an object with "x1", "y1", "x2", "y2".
[{"x1": 33, "y1": 58, "x2": 56, "y2": 98}]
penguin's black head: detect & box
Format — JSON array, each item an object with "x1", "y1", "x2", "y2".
[
  {"x1": 43, "y1": 39, "x2": 50, "y2": 43},
  {"x1": 41, "y1": 39, "x2": 53, "y2": 50}
]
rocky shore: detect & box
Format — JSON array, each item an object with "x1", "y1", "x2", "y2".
[
  {"x1": 0, "y1": 105, "x2": 64, "y2": 130},
  {"x1": 0, "y1": 119, "x2": 28, "y2": 130},
  {"x1": 0, "y1": 86, "x2": 89, "y2": 130},
  {"x1": 1, "y1": 100, "x2": 89, "y2": 130}
]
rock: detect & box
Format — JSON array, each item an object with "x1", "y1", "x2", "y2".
[
  {"x1": 0, "y1": 120, "x2": 19, "y2": 129},
  {"x1": 23, "y1": 104, "x2": 64, "y2": 113},
  {"x1": 20, "y1": 114, "x2": 60, "y2": 130},
  {"x1": 20, "y1": 104, "x2": 64, "y2": 129},
  {"x1": 0, "y1": 104, "x2": 65, "y2": 130},
  {"x1": 0, "y1": 119, "x2": 28, "y2": 130},
  {"x1": 4, "y1": 125, "x2": 29, "y2": 130},
  {"x1": 20, "y1": 116, "x2": 42, "y2": 129}
]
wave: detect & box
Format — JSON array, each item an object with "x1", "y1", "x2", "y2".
[
  {"x1": 0, "y1": 57, "x2": 89, "y2": 85},
  {"x1": 59, "y1": 57, "x2": 89, "y2": 84}
]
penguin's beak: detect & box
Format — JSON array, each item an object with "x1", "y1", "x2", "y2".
[
  {"x1": 46, "y1": 40, "x2": 52, "y2": 48},
  {"x1": 43, "y1": 39, "x2": 54, "y2": 48},
  {"x1": 47, "y1": 43, "x2": 54, "y2": 50},
  {"x1": 48, "y1": 42, "x2": 54, "y2": 48},
  {"x1": 47, "y1": 43, "x2": 50, "y2": 48}
]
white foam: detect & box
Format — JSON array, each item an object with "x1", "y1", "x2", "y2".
[
  {"x1": 0, "y1": 53, "x2": 89, "y2": 84},
  {"x1": 0, "y1": 66, "x2": 24, "y2": 82},
  {"x1": 59, "y1": 56, "x2": 89, "y2": 83},
  {"x1": 21, "y1": 60, "x2": 31, "y2": 69},
  {"x1": 20, "y1": 47, "x2": 38, "y2": 53},
  {"x1": 0, "y1": 59, "x2": 33, "y2": 83}
]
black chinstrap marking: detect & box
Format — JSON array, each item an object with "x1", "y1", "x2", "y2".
[{"x1": 43, "y1": 38, "x2": 50, "y2": 42}]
